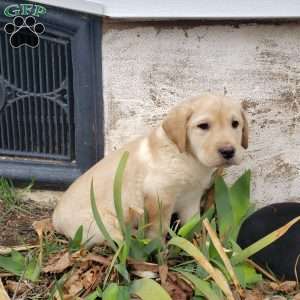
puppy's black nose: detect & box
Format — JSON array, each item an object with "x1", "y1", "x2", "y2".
[{"x1": 218, "y1": 146, "x2": 235, "y2": 160}]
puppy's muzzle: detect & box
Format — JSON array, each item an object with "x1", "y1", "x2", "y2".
[{"x1": 218, "y1": 146, "x2": 235, "y2": 160}]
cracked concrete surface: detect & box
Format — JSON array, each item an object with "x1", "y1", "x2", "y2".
[
  {"x1": 28, "y1": 21, "x2": 300, "y2": 208},
  {"x1": 102, "y1": 20, "x2": 300, "y2": 207}
]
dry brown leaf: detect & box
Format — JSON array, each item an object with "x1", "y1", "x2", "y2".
[
  {"x1": 131, "y1": 270, "x2": 158, "y2": 279},
  {"x1": 71, "y1": 249, "x2": 88, "y2": 260},
  {"x1": 0, "y1": 245, "x2": 38, "y2": 255},
  {"x1": 81, "y1": 265, "x2": 102, "y2": 290},
  {"x1": 164, "y1": 279, "x2": 188, "y2": 300},
  {"x1": 33, "y1": 218, "x2": 54, "y2": 265},
  {"x1": 0, "y1": 273, "x2": 14, "y2": 278},
  {"x1": 32, "y1": 218, "x2": 54, "y2": 239},
  {"x1": 5, "y1": 280, "x2": 27, "y2": 296},
  {"x1": 64, "y1": 269, "x2": 84, "y2": 296},
  {"x1": 158, "y1": 264, "x2": 168, "y2": 286},
  {"x1": 80, "y1": 253, "x2": 111, "y2": 266},
  {"x1": 164, "y1": 272, "x2": 193, "y2": 300},
  {"x1": 0, "y1": 278, "x2": 10, "y2": 300},
  {"x1": 66, "y1": 275, "x2": 83, "y2": 296},
  {"x1": 43, "y1": 252, "x2": 72, "y2": 273},
  {"x1": 64, "y1": 261, "x2": 93, "y2": 297},
  {"x1": 54, "y1": 291, "x2": 83, "y2": 300},
  {"x1": 128, "y1": 259, "x2": 159, "y2": 272},
  {"x1": 269, "y1": 281, "x2": 297, "y2": 293},
  {"x1": 244, "y1": 289, "x2": 264, "y2": 300},
  {"x1": 203, "y1": 218, "x2": 242, "y2": 295}
]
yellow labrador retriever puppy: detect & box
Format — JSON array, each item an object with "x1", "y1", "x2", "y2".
[{"x1": 53, "y1": 94, "x2": 248, "y2": 246}]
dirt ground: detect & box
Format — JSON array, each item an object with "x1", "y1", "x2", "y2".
[
  {"x1": 0, "y1": 199, "x2": 53, "y2": 247},
  {"x1": 1, "y1": 198, "x2": 300, "y2": 300}
]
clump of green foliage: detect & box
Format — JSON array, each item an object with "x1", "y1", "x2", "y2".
[
  {"x1": 0, "y1": 177, "x2": 33, "y2": 210},
  {"x1": 0, "y1": 153, "x2": 298, "y2": 299}
]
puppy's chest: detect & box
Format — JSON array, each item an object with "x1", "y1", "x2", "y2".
[{"x1": 152, "y1": 155, "x2": 213, "y2": 192}]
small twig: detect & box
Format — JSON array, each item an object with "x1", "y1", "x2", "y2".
[
  {"x1": 246, "y1": 259, "x2": 277, "y2": 282},
  {"x1": 0, "y1": 273, "x2": 15, "y2": 278},
  {"x1": 294, "y1": 253, "x2": 300, "y2": 287},
  {"x1": 0, "y1": 245, "x2": 38, "y2": 255},
  {"x1": 55, "y1": 239, "x2": 69, "y2": 244},
  {"x1": 12, "y1": 270, "x2": 25, "y2": 300}
]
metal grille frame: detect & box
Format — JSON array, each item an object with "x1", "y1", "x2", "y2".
[{"x1": 0, "y1": 1, "x2": 103, "y2": 188}]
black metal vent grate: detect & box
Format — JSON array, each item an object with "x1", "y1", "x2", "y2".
[
  {"x1": 0, "y1": 1, "x2": 103, "y2": 187},
  {"x1": 0, "y1": 28, "x2": 74, "y2": 161}
]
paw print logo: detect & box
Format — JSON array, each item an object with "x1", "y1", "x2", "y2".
[{"x1": 4, "y1": 16, "x2": 45, "y2": 48}]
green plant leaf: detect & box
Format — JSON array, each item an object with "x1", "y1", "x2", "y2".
[
  {"x1": 178, "y1": 271, "x2": 219, "y2": 300},
  {"x1": 210, "y1": 282, "x2": 224, "y2": 299},
  {"x1": 103, "y1": 242, "x2": 123, "y2": 287},
  {"x1": 119, "y1": 237, "x2": 130, "y2": 265},
  {"x1": 144, "y1": 238, "x2": 162, "y2": 256},
  {"x1": 115, "y1": 263, "x2": 130, "y2": 282},
  {"x1": 136, "y1": 212, "x2": 146, "y2": 240},
  {"x1": 173, "y1": 260, "x2": 208, "y2": 279},
  {"x1": 215, "y1": 176, "x2": 233, "y2": 241},
  {"x1": 90, "y1": 180, "x2": 117, "y2": 252},
  {"x1": 229, "y1": 170, "x2": 252, "y2": 241},
  {"x1": 103, "y1": 283, "x2": 119, "y2": 300},
  {"x1": 178, "y1": 206, "x2": 215, "y2": 239},
  {"x1": 129, "y1": 239, "x2": 147, "y2": 260},
  {"x1": 0, "y1": 251, "x2": 40, "y2": 282},
  {"x1": 24, "y1": 255, "x2": 41, "y2": 282},
  {"x1": 113, "y1": 152, "x2": 132, "y2": 272},
  {"x1": 103, "y1": 283, "x2": 129, "y2": 300},
  {"x1": 130, "y1": 278, "x2": 171, "y2": 300},
  {"x1": 84, "y1": 287, "x2": 102, "y2": 300},
  {"x1": 113, "y1": 151, "x2": 130, "y2": 240},
  {"x1": 231, "y1": 215, "x2": 300, "y2": 265},
  {"x1": 68, "y1": 225, "x2": 83, "y2": 253},
  {"x1": 229, "y1": 239, "x2": 242, "y2": 255},
  {"x1": 11, "y1": 250, "x2": 25, "y2": 266},
  {"x1": 230, "y1": 170, "x2": 251, "y2": 226},
  {"x1": 168, "y1": 236, "x2": 234, "y2": 300},
  {"x1": 0, "y1": 252, "x2": 25, "y2": 276},
  {"x1": 234, "y1": 263, "x2": 262, "y2": 288},
  {"x1": 49, "y1": 272, "x2": 68, "y2": 300}
]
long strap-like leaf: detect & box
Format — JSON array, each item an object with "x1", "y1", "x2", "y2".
[
  {"x1": 203, "y1": 218, "x2": 241, "y2": 294},
  {"x1": 232, "y1": 216, "x2": 300, "y2": 265},
  {"x1": 169, "y1": 236, "x2": 234, "y2": 300},
  {"x1": 90, "y1": 180, "x2": 117, "y2": 252},
  {"x1": 130, "y1": 278, "x2": 171, "y2": 300},
  {"x1": 177, "y1": 271, "x2": 220, "y2": 300},
  {"x1": 113, "y1": 151, "x2": 130, "y2": 244}
]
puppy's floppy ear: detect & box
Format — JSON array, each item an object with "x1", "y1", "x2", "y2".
[
  {"x1": 162, "y1": 105, "x2": 193, "y2": 153},
  {"x1": 241, "y1": 109, "x2": 249, "y2": 149}
]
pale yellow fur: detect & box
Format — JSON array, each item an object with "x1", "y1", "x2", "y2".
[{"x1": 52, "y1": 94, "x2": 248, "y2": 246}]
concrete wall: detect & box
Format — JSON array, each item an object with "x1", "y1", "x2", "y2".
[{"x1": 102, "y1": 20, "x2": 300, "y2": 207}]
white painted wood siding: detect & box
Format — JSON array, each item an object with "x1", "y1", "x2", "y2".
[{"x1": 33, "y1": 0, "x2": 300, "y2": 19}]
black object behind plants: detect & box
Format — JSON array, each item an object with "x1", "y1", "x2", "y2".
[{"x1": 237, "y1": 202, "x2": 300, "y2": 280}]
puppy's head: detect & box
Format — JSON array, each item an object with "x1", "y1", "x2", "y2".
[{"x1": 162, "y1": 94, "x2": 248, "y2": 168}]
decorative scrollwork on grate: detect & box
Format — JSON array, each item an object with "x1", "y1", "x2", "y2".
[{"x1": 0, "y1": 27, "x2": 74, "y2": 161}]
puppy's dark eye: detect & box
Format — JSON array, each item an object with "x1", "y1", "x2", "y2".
[
  {"x1": 197, "y1": 123, "x2": 209, "y2": 130},
  {"x1": 232, "y1": 120, "x2": 239, "y2": 128}
]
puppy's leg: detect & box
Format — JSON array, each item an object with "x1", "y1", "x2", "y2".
[
  {"x1": 144, "y1": 193, "x2": 174, "y2": 240},
  {"x1": 178, "y1": 199, "x2": 200, "y2": 224},
  {"x1": 69, "y1": 210, "x2": 123, "y2": 247}
]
